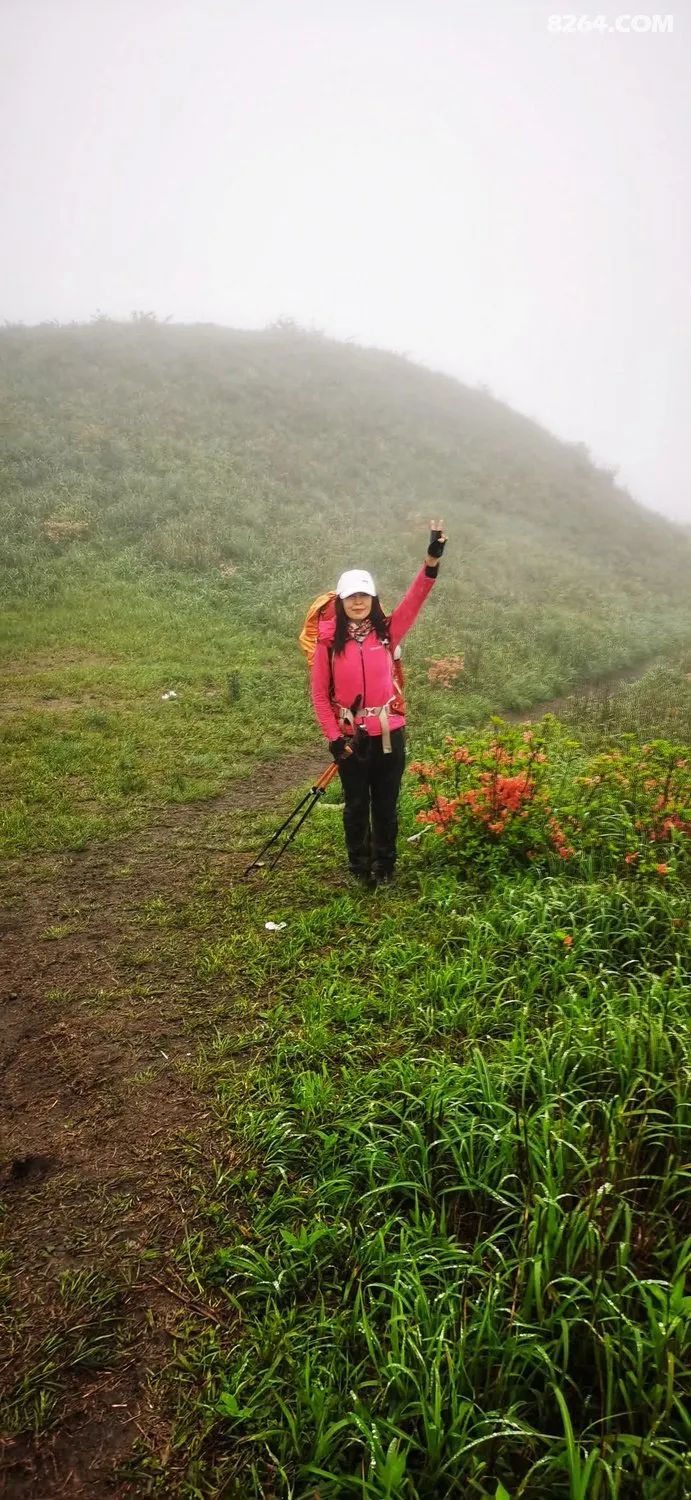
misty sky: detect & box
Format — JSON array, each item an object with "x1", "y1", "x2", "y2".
[{"x1": 1, "y1": 0, "x2": 689, "y2": 521}]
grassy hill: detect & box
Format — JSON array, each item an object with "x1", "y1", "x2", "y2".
[
  {"x1": 2, "y1": 318, "x2": 691, "y2": 688},
  {"x1": 1, "y1": 321, "x2": 691, "y2": 1496},
  {"x1": 1, "y1": 318, "x2": 690, "y2": 854}
]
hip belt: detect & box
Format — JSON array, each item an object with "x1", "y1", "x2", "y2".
[{"x1": 338, "y1": 698, "x2": 396, "y2": 754}]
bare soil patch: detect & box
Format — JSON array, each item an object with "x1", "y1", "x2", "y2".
[
  {"x1": 0, "y1": 652, "x2": 123, "y2": 676},
  {"x1": 0, "y1": 746, "x2": 325, "y2": 1498},
  {"x1": 0, "y1": 695, "x2": 107, "y2": 715}
]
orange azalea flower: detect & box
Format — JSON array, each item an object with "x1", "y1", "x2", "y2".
[
  {"x1": 661, "y1": 816, "x2": 680, "y2": 834},
  {"x1": 407, "y1": 756, "x2": 434, "y2": 780},
  {"x1": 562, "y1": 935, "x2": 573, "y2": 947},
  {"x1": 624, "y1": 852, "x2": 639, "y2": 864},
  {"x1": 427, "y1": 655, "x2": 465, "y2": 688},
  {"x1": 655, "y1": 863, "x2": 670, "y2": 875}
]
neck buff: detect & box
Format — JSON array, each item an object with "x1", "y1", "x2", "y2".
[{"x1": 347, "y1": 617, "x2": 372, "y2": 645}]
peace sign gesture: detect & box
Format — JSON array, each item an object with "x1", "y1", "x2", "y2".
[{"x1": 426, "y1": 518, "x2": 447, "y2": 565}]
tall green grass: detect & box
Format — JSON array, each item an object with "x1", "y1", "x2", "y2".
[{"x1": 127, "y1": 740, "x2": 691, "y2": 1499}]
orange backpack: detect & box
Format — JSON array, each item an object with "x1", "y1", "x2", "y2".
[
  {"x1": 299, "y1": 593, "x2": 405, "y2": 715},
  {"x1": 299, "y1": 592, "x2": 338, "y2": 668}
]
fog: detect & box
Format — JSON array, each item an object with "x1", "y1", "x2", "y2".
[{"x1": 1, "y1": 0, "x2": 689, "y2": 521}]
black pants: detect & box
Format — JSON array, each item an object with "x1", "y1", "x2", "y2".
[{"x1": 337, "y1": 728, "x2": 406, "y2": 876}]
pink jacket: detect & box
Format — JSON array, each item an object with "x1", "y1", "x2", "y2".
[{"x1": 310, "y1": 566, "x2": 437, "y2": 742}]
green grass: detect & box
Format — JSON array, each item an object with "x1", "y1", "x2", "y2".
[
  {"x1": 2, "y1": 689, "x2": 690, "y2": 1494},
  {"x1": 560, "y1": 663, "x2": 691, "y2": 748},
  {"x1": 118, "y1": 756, "x2": 691, "y2": 1499},
  {"x1": 2, "y1": 319, "x2": 691, "y2": 861},
  {"x1": 3, "y1": 318, "x2": 691, "y2": 1494},
  {"x1": 0, "y1": 1252, "x2": 127, "y2": 1441},
  {"x1": 0, "y1": 572, "x2": 315, "y2": 857}
]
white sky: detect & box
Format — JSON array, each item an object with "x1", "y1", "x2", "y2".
[{"x1": 1, "y1": 0, "x2": 689, "y2": 520}]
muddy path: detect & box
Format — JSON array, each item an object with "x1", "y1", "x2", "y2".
[{"x1": 0, "y1": 746, "x2": 326, "y2": 1499}]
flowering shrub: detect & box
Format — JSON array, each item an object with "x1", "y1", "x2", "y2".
[
  {"x1": 41, "y1": 515, "x2": 90, "y2": 545},
  {"x1": 409, "y1": 719, "x2": 691, "y2": 877},
  {"x1": 426, "y1": 654, "x2": 465, "y2": 688}
]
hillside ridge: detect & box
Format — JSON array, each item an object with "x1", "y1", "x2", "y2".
[{"x1": 1, "y1": 319, "x2": 690, "y2": 718}]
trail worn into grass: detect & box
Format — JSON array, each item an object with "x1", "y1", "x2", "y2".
[{"x1": 0, "y1": 746, "x2": 325, "y2": 1499}]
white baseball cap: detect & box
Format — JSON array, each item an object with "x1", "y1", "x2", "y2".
[{"x1": 336, "y1": 568, "x2": 376, "y2": 599}]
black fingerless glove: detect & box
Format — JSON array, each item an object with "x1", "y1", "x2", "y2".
[
  {"x1": 427, "y1": 528, "x2": 446, "y2": 559},
  {"x1": 329, "y1": 736, "x2": 349, "y2": 763}
]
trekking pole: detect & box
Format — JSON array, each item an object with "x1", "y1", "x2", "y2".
[
  {"x1": 243, "y1": 761, "x2": 339, "y2": 877},
  {"x1": 243, "y1": 696, "x2": 362, "y2": 878}
]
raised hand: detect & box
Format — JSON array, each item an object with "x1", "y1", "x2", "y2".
[{"x1": 426, "y1": 518, "x2": 447, "y2": 561}]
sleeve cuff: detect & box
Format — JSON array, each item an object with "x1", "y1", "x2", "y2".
[{"x1": 424, "y1": 562, "x2": 440, "y2": 578}]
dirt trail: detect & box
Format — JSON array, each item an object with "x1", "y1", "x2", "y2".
[{"x1": 0, "y1": 746, "x2": 325, "y2": 1499}]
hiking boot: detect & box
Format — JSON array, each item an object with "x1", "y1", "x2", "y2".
[
  {"x1": 348, "y1": 865, "x2": 373, "y2": 886},
  {"x1": 372, "y1": 868, "x2": 394, "y2": 887}
]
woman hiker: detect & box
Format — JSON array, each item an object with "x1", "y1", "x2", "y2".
[{"x1": 310, "y1": 521, "x2": 447, "y2": 886}]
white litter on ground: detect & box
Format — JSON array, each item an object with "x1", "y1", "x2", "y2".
[
  {"x1": 265, "y1": 921, "x2": 287, "y2": 931},
  {"x1": 161, "y1": 690, "x2": 178, "y2": 701}
]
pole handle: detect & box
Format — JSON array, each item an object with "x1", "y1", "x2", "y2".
[{"x1": 311, "y1": 761, "x2": 340, "y2": 793}]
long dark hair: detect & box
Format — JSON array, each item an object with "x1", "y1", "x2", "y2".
[{"x1": 333, "y1": 595, "x2": 390, "y2": 655}]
